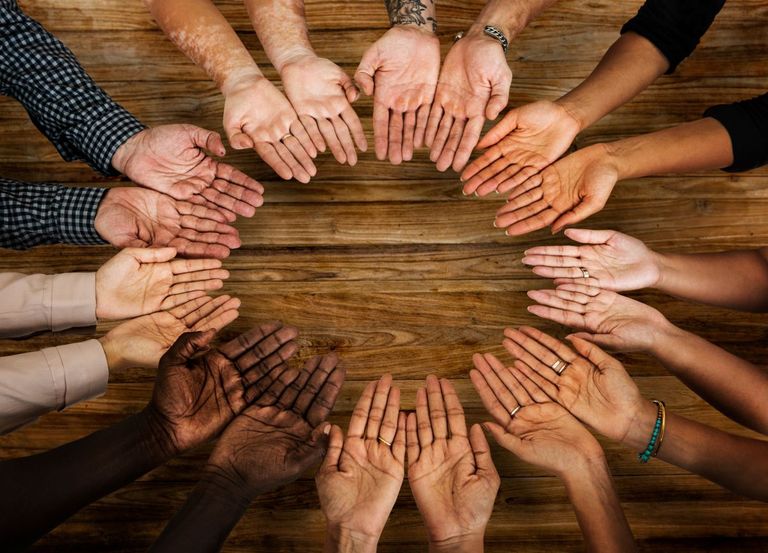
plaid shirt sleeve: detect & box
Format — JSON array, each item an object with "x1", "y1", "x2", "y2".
[
  {"x1": 0, "y1": 0, "x2": 146, "y2": 175},
  {"x1": 0, "y1": 178, "x2": 108, "y2": 249}
]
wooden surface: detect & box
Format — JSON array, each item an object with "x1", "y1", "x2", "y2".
[{"x1": 1, "y1": 0, "x2": 768, "y2": 550}]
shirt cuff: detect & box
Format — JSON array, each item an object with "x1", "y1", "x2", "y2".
[
  {"x1": 41, "y1": 339, "x2": 109, "y2": 410},
  {"x1": 704, "y1": 97, "x2": 768, "y2": 173},
  {"x1": 69, "y1": 106, "x2": 146, "y2": 176},
  {"x1": 48, "y1": 272, "x2": 97, "y2": 331},
  {"x1": 53, "y1": 186, "x2": 110, "y2": 245}
]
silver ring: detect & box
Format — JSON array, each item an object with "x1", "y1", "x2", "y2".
[
  {"x1": 509, "y1": 405, "x2": 521, "y2": 418},
  {"x1": 580, "y1": 267, "x2": 590, "y2": 279},
  {"x1": 280, "y1": 133, "x2": 293, "y2": 142},
  {"x1": 551, "y1": 358, "x2": 567, "y2": 375}
]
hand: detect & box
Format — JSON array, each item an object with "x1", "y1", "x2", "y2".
[
  {"x1": 500, "y1": 326, "x2": 647, "y2": 444},
  {"x1": 222, "y1": 72, "x2": 317, "y2": 183},
  {"x1": 494, "y1": 144, "x2": 618, "y2": 236},
  {"x1": 426, "y1": 33, "x2": 512, "y2": 173},
  {"x1": 94, "y1": 187, "x2": 241, "y2": 259},
  {"x1": 99, "y1": 295, "x2": 241, "y2": 370},
  {"x1": 355, "y1": 26, "x2": 441, "y2": 164},
  {"x1": 521, "y1": 228, "x2": 662, "y2": 291},
  {"x1": 526, "y1": 284, "x2": 671, "y2": 352},
  {"x1": 111, "y1": 124, "x2": 265, "y2": 221},
  {"x1": 95, "y1": 247, "x2": 228, "y2": 320},
  {"x1": 145, "y1": 322, "x2": 300, "y2": 456},
  {"x1": 470, "y1": 352, "x2": 605, "y2": 477},
  {"x1": 282, "y1": 54, "x2": 367, "y2": 166},
  {"x1": 460, "y1": 101, "x2": 581, "y2": 196},
  {"x1": 206, "y1": 354, "x2": 345, "y2": 499},
  {"x1": 316, "y1": 375, "x2": 405, "y2": 551},
  {"x1": 407, "y1": 375, "x2": 499, "y2": 551}
]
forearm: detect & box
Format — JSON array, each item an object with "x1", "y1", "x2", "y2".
[
  {"x1": 145, "y1": 0, "x2": 264, "y2": 93},
  {"x1": 623, "y1": 403, "x2": 768, "y2": 501},
  {"x1": 245, "y1": 0, "x2": 315, "y2": 72},
  {"x1": 603, "y1": 117, "x2": 734, "y2": 180},
  {"x1": 652, "y1": 248, "x2": 768, "y2": 311},
  {"x1": 428, "y1": 535, "x2": 485, "y2": 553},
  {"x1": 323, "y1": 525, "x2": 379, "y2": 553},
  {"x1": 467, "y1": 0, "x2": 557, "y2": 42},
  {"x1": 649, "y1": 324, "x2": 768, "y2": 434},
  {"x1": 557, "y1": 33, "x2": 668, "y2": 131},
  {"x1": 384, "y1": 0, "x2": 437, "y2": 33},
  {"x1": 149, "y1": 474, "x2": 251, "y2": 553},
  {"x1": 0, "y1": 409, "x2": 172, "y2": 550},
  {"x1": 561, "y1": 458, "x2": 636, "y2": 553}
]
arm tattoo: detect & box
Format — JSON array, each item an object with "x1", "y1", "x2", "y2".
[{"x1": 385, "y1": 0, "x2": 437, "y2": 32}]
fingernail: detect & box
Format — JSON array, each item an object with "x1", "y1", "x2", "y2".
[
  {"x1": 323, "y1": 424, "x2": 331, "y2": 435},
  {"x1": 473, "y1": 191, "x2": 479, "y2": 197},
  {"x1": 462, "y1": 189, "x2": 469, "y2": 196},
  {"x1": 505, "y1": 230, "x2": 511, "y2": 236},
  {"x1": 494, "y1": 189, "x2": 499, "y2": 194},
  {"x1": 493, "y1": 221, "x2": 498, "y2": 228}
]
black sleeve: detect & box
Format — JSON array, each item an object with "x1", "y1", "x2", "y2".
[
  {"x1": 704, "y1": 93, "x2": 768, "y2": 173},
  {"x1": 620, "y1": 0, "x2": 725, "y2": 73}
]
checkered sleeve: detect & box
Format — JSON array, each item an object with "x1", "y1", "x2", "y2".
[
  {"x1": 0, "y1": 178, "x2": 108, "y2": 249},
  {"x1": 0, "y1": 0, "x2": 146, "y2": 175}
]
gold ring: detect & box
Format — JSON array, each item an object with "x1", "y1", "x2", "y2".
[
  {"x1": 509, "y1": 405, "x2": 521, "y2": 418},
  {"x1": 378, "y1": 436, "x2": 392, "y2": 447},
  {"x1": 580, "y1": 267, "x2": 590, "y2": 279},
  {"x1": 280, "y1": 133, "x2": 293, "y2": 142},
  {"x1": 551, "y1": 358, "x2": 567, "y2": 375}
]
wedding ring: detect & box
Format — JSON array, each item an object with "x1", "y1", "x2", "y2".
[
  {"x1": 280, "y1": 133, "x2": 293, "y2": 142},
  {"x1": 580, "y1": 267, "x2": 590, "y2": 279},
  {"x1": 378, "y1": 436, "x2": 392, "y2": 447},
  {"x1": 551, "y1": 358, "x2": 567, "y2": 375},
  {"x1": 509, "y1": 405, "x2": 521, "y2": 418}
]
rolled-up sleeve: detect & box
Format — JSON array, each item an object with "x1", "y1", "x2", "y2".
[
  {"x1": 620, "y1": 0, "x2": 725, "y2": 73},
  {"x1": 704, "y1": 93, "x2": 768, "y2": 173},
  {"x1": 0, "y1": 272, "x2": 97, "y2": 338},
  {"x1": 0, "y1": 339, "x2": 108, "y2": 434}
]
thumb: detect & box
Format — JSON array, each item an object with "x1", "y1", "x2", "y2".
[
  {"x1": 292, "y1": 423, "x2": 332, "y2": 473},
  {"x1": 339, "y1": 72, "x2": 360, "y2": 103},
  {"x1": 483, "y1": 421, "x2": 522, "y2": 455},
  {"x1": 130, "y1": 246, "x2": 177, "y2": 264},
  {"x1": 187, "y1": 125, "x2": 226, "y2": 157},
  {"x1": 319, "y1": 424, "x2": 344, "y2": 472},
  {"x1": 470, "y1": 424, "x2": 499, "y2": 478},
  {"x1": 354, "y1": 48, "x2": 378, "y2": 96},
  {"x1": 477, "y1": 108, "x2": 520, "y2": 149},
  {"x1": 161, "y1": 329, "x2": 216, "y2": 367},
  {"x1": 564, "y1": 228, "x2": 615, "y2": 245},
  {"x1": 225, "y1": 124, "x2": 255, "y2": 150},
  {"x1": 567, "y1": 332, "x2": 625, "y2": 351},
  {"x1": 551, "y1": 198, "x2": 603, "y2": 234},
  {"x1": 485, "y1": 78, "x2": 511, "y2": 120}
]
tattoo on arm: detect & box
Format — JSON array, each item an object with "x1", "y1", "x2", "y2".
[{"x1": 385, "y1": 0, "x2": 437, "y2": 32}]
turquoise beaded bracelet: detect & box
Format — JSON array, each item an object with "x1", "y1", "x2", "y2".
[{"x1": 638, "y1": 400, "x2": 664, "y2": 464}]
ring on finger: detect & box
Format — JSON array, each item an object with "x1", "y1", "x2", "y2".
[
  {"x1": 377, "y1": 436, "x2": 392, "y2": 447},
  {"x1": 280, "y1": 133, "x2": 293, "y2": 142},
  {"x1": 551, "y1": 358, "x2": 568, "y2": 375},
  {"x1": 509, "y1": 405, "x2": 521, "y2": 418},
  {"x1": 580, "y1": 267, "x2": 590, "y2": 279}
]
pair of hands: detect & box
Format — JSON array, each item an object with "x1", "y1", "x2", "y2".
[
  {"x1": 223, "y1": 56, "x2": 367, "y2": 182},
  {"x1": 521, "y1": 228, "x2": 672, "y2": 352},
  {"x1": 316, "y1": 374, "x2": 499, "y2": 552},
  {"x1": 356, "y1": 26, "x2": 511, "y2": 172}
]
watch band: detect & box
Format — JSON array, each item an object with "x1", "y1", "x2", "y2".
[{"x1": 483, "y1": 25, "x2": 509, "y2": 54}]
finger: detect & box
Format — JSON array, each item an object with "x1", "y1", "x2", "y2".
[
  {"x1": 353, "y1": 53, "x2": 376, "y2": 96},
  {"x1": 275, "y1": 357, "x2": 314, "y2": 410},
  {"x1": 485, "y1": 352, "x2": 533, "y2": 405},
  {"x1": 387, "y1": 110, "x2": 404, "y2": 165},
  {"x1": 474, "y1": 160, "x2": 525, "y2": 197},
  {"x1": 477, "y1": 109, "x2": 519, "y2": 150},
  {"x1": 469, "y1": 367, "x2": 512, "y2": 430},
  {"x1": 220, "y1": 321, "x2": 283, "y2": 359},
  {"x1": 429, "y1": 114, "x2": 454, "y2": 165},
  {"x1": 424, "y1": 103, "x2": 443, "y2": 148},
  {"x1": 279, "y1": 138, "x2": 316, "y2": 182},
  {"x1": 192, "y1": 297, "x2": 241, "y2": 332},
  {"x1": 160, "y1": 329, "x2": 216, "y2": 367},
  {"x1": 250, "y1": 365, "x2": 299, "y2": 406},
  {"x1": 254, "y1": 142, "x2": 293, "y2": 180},
  {"x1": 452, "y1": 116, "x2": 484, "y2": 173},
  {"x1": 227, "y1": 130, "x2": 255, "y2": 150},
  {"x1": 502, "y1": 337, "x2": 561, "y2": 387},
  {"x1": 567, "y1": 335, "x2": 618, "y2": 369},
  {"x1": 214, "y1": 161, "x2": 265, "y2": 193},
  {"x1": 471, "y1": 353, "x2": 518, "y2": 413},
  {"x1": 469, "y1": 423, "x2": 498, "y2": 479},
  {"x1": 330, "y1": 115, "x2": 358, "y2": 166},
  {"x1": 299, "y1": 115, "x2": 327, "y2": 153},
  {"x1": 515, "y1": 326, "x2": 581, "y2": 364},
  {"x1": 415, "y1": 386, "x2": 433, "y2": 447},
  {"x1": 413, "y1": 103, "x2": 431, "y2": 149},
  {"x1": 289, "y1": 119, "x2": 318, "y2": 158},
  {"x1": 348, "y1": 380, "x2": 376, "y2": 438},
  {"x1": 556, "y1": 282, "x2": 602, "y2": 297},
  {"x1": 406, "y1": 411, "x2": 420, "y2": 467},
  {"x1": 340, "y1": 73, "x2": 361, "y2": 104},
  {"x1": 461, "y1": 146, "x2": 503, "y2": 185},
  {"x1": 172, "y1": 267, "x2": 230, "y2": 285},
  {"x1": 379, "y1": 384, "x2": 401, "y2": 445},
  {"x1": 290, "y1": 423, "x2": 331, "y2": 475},
  {"x1": 426, "y1": 374, "x2": 448, "y2": 440},
  {"x1": 527, "y1": 289, "x2": 588, "y2": 312},
  {"x1": 563, "y1": 228, "x2": 615, "y2": 245},
  {"x1": 503, "y1": 327, "x2": 572, "y2": 376},
  {"x1": 392, "y1": 411, "x2": 407, "y2": 464},
  {"x1": 168, "y1": 295, "x2": 214, "y2": 320},
  {"x1": 169, "y1": 257, "x2": 222, "y2": 275},
  {"x1": 340, "y1": 105, "x2": 367, "y2": 152},
  {"x1": 201, "y1": 184, "x2": 261, "y2": 218},
  {"x1": 131, "y1": 246, "x2": 177, "y2": 264},
  {"x1": 526, "y1": 303, "x2": 587, "y2": 330},
  {"x1": 373, "y1": 101, "x2": 389, "y2": 161},
  {"x1": 440, "y1": 378, "x2": 467, "y2": 438},
  {"x1": 483, "y1": 421, "x2": 522, "y2": 455},
  {"x1": 401, "y1": 110, "x2": 416, "y2": 162},
  {"x1": 531, "y1": 266, "x2": 593, "y2": 281},
  {"x1": 486, "y1": 77, "x2": 511, "y2": 120},
  {"x1": 498, "y1": 164, "x2": 544, "y2": 194},
  {"x1": 365, "y1": 373, "x2": 393, "y2": 440},
  {"x1": 306, "y1": 364, "x2": 346, "y2": 427},
  {"x1": 513, "y1": 360, "x2": 561, "y2": 401},
  {"x1": 435, "y1": 118, "x2": 466, "y2": 172},
  {"x1": 318, "y1": 117, "x2": 347, "y2": 165},
  {"x1": 567, "y1": 331, "x2": 626, "y2": 350},
  {"x1": 293, "y1": 354, "x2": 340, "y2": 422},
  {"x1": 509, "y1": 363, "x2": 550, "y2": 403},
  {"x1": 231, "y1": 324, "x2": 300, "y2": 372},
  {"x1": 319, "y1": 424, "x2": 345, "y2": 472},
  {"x1": 168, "y1": 274, "x2": 228, "y2": 295},
  {"x1": 552, "y1": 199, "x2": 604, "y2": 234},
  {"x1": 521, "y1": 252, "x2": 583, "y2": 268},
  {"x1": 503, "y1": 206, "x2": 559, "y2": 237},
  {"x1": 159, "y1": 289, "x2": 208, "y2": 310}
]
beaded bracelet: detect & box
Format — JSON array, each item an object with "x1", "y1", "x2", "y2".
[{"x1": 638, "y1": 400, "x2": 666, "y2": 463}]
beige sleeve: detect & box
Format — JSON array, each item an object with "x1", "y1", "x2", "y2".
[
  {"x1": 0, "y1": 339, "x2": 109, "y2": 435},
  {"x1": 0, "y1": 272, "x2": 97, "y2": 338}
]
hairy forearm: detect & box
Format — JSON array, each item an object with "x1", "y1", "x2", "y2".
[
  {"x1": 654, "y1": 249, "x2": 768, "y2": 311},
  {"x1": 245, "y1": 0, "x2": 315, "y2": 73},
  {"x1": 562, "y1": 458, "x2": 637, "y2": 553},
  {"x1": 145, "y1": 0, "x2": 262, "y2": 93},
  {"x1": 557, "y1": 32, "x2": 669, "y2": 131},
  {"x1": 0, "y1": 409, "x2": 171, "y2": 550},
  {"x1": 605, "y1": 118, "x2": 734, "y2": 180},
  {"x1": 385, "y1": 0, "x2": 437, "y2": 33},
  {"x1": 650, "y1": 324, "x2": 768, "y2": 434},
  {"x1": 623, "y1": 404, "x2": 768, "y2": 501},
  {"x1": 468, "y1": 0, "x2": 557, "y2": 42}
]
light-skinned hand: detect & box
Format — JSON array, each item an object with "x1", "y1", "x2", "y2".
[
  {"x1": 407, "y1": 375, "x2": 499, "y2": 553},
  {"x1": 222, "y1": 72, "x2": 318, "y2": 183},
  {"x1": 316, "y1": 374, "x2": 405, "y2": 552},
  {"x1": 354, "y1": 26, "x2": 441, "y2": 164},
  {"x1": 526, "y1": 284, "x2": 671, "y2": 352},
  {"x1": 495, "y1": 144, "x2": 618, "y2": 236},
  {"x1": 426, "y1": 33, "x2": 512, "y2": 173},
  {"x1": 460, "y1": 101, "x2": 581, "y2": 196},
  {"x1": 111, "y1": 124, "x2": 265, "y2": 221},
  {"x1": 521, "y1": 228, "x2": 662, "y2": 291},
  {"x1": 95, "y1": 247, "x2": 228, "y2": 320},
  {"x1": 94, "y1": 187, "x2": 241, "y2": 259},
  {"x1": 282, "y1": 54, "x2": 366, "y2": 166}
]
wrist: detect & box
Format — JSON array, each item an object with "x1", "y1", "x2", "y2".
[
  {"x1": 555, "y1": 95, "x2": 588, "y2": 133},
  {"x1": 324, "y1": 524, "x2": 379, "y2": 553},
  {"x1": 134, "y1": 407, "x2": 179, "y2": 463},
  {"x1": 98, "y1": 333, "x2": 126, "y2": 372},
  {"x1": 559, "y1": 451, "x2": 610, "y2": 488},
  {"x1": 110, "y1": 128, "x2": 147, "y2": 175},
  {"x1": 619, "y1": 398, "x2": 659, "y2": 451},
  {"x1": 273, "y1": 46, "x2": 317, "y2": 74},
  {"x1": 429, "y1": 533, "x2": 485, "y2": 553},
  {"x1": 464, "y1": 24, "x2": 510, "y2": 53},
  {"x1": 220, "y1": 65, "x2": 266, "y2": 97}
]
